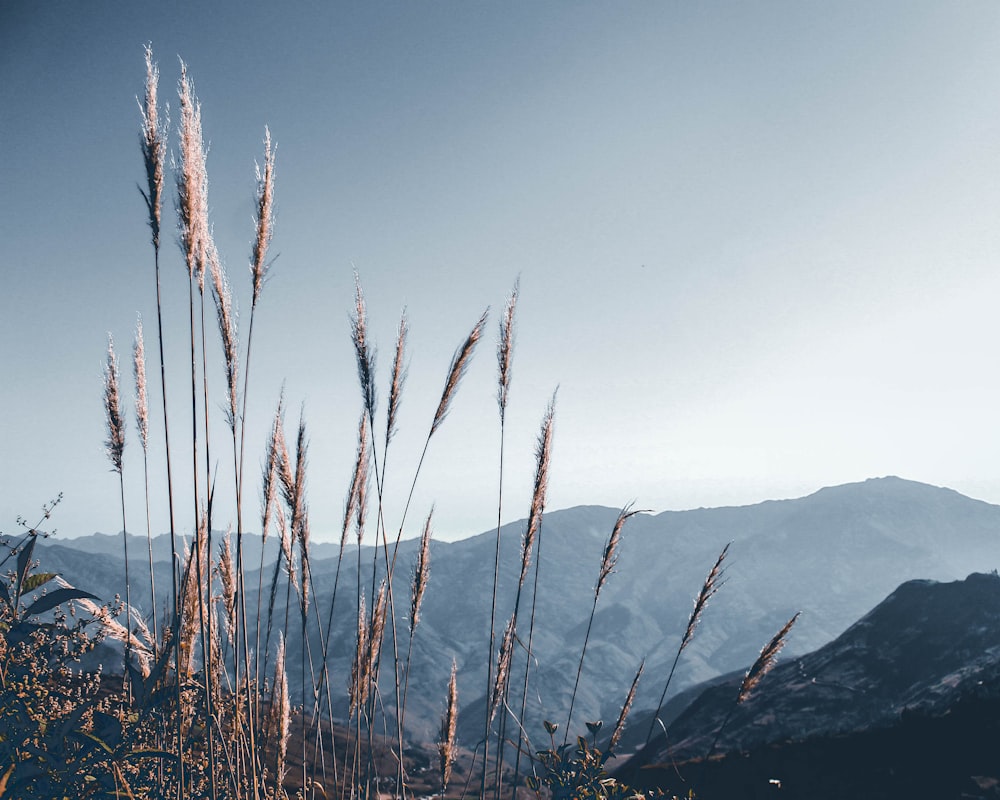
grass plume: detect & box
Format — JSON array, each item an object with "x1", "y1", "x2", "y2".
[
  {"x1": 103, "y1": 334, "x2": 126, "y2": 474},
  {"x1": 431, "y1": 308, "x2": 489, "y2": 436},
  {"x1": 438, "y1": 660, "x2": 458, "y2": 794},
  {"x1": 609, "y1": 659, "x2": 644, "y2": 753},
  {"x1": 139, "y1": 43, "x2": 166, "y2": 251}
]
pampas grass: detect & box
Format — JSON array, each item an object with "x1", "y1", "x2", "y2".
[
  {"x1": 438, "y1": 660, "x2": 458, "y2": 795},
  {"x1": 565, "y1": 504, "x2": 642, "y2": 743},
  {"x1": 53, "y1": 51, "x2": 805, "y2": 800},
  {"x1": 645, "y1": 542, "x2": 730, "y2": 745},
  {"x1": 704, "y1": 612, "x2": 800, "y2": 764},
  {"x1": 431, "y1": 309, "x2": 489, "y2": 437},
  {"x1": 609, "y1": 660, "x2": 644, "y2": 753}
]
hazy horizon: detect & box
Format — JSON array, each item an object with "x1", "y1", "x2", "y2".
[{"x1": 34, "y1": 474, "x2": 991, "y2": 545}]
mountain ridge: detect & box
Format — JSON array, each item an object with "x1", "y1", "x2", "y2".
[{"x1": 28, "y1": 476, "x2": 1000, "y2": 741}]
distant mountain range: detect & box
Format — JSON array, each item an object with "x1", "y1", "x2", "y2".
[{"x1": 29, "y1": 476, "x2": 1000, "y2": 744}]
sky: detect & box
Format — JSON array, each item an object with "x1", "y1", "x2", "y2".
[{"x1": 3, "y1": 2, "x2": 1000, "y2": 543}]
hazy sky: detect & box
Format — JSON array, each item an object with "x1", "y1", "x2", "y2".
[{"x1": 3, "y1": 2, "x2": 1000, "y2": 543}]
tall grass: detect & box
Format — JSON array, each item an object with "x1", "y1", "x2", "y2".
[{"x1": 0, "y1": 50, "x2": 801, "y2": 800}]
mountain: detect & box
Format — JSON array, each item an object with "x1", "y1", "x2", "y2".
[
  {"x1": 32, "y1": 477, "x2": 1000, "y2": 743},
  {"x1": 617, "y1": 572, "x2": 1000, "y2": 799}
]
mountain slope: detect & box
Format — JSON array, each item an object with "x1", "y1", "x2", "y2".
[
  {"x1": 618, "y1": 571, "x2": 1000, "y2": 798},
  {"x1": 36, "y1": 477, "x2": 1000, "y2": 742}
]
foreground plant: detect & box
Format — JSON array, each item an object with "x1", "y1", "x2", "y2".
[
  {"x1": 0, "y1": 520, "x2": 159, "y2": 799},
  {"x1": 527, "y1": 720, "x2": 674, "y2": 800}
]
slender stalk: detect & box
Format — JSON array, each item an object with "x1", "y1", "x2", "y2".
[
  {"x1": 703, "y1": 613, "x2": 800, "y2": 766},
  {"x1": 236, "y1": 128, "x2": 274, "y2": 800},
  {"x1": 399, "y1": 509, "x2": 433, "y2": 746},
  {"x1": 104, "y1": 334, "x2": 133, "y2": 693},
  {"x1": 139, "y1": 44, "x2": 184, "y2": 797},
  {"x1": 133, "y1": 317, "x2": 158, "y2": 650},
  {"x1": 565, "y1": 504, "x2": 641, "y2": 744},
  {"x1": 483, "y1": 281, "x2": 517, "y2": 798},
  {"x1": 316, "y1": 413, "x2": 367, "y2": 732},
  {"x1": 492, "y1": 398, "x2": 554, "y2": 799},
  {"x1": 176, "y1": 60, "x2": 218, "y2": 797},
  {"x1": 438, "y1": 660, "x2": 458, "y2": 796},
  {"x1": 608, "y1": 660, "x2": 644, "y2": 753},
  {"x1": 645, "y1": 542, "x2": 729, "y2": 745}
]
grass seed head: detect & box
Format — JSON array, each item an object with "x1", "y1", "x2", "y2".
[
  {"x1": 386, "y1": 308, "x2": 409, "y2": 445},
  {"x1": 251, "y1": 126, "x2": 275, "y2": 307},
  {"x1": 497, "y1": 278, "x2": 518, "y2": 419},
  {"x1": 609, "y1": 659, "x2": 644, "y2": 752},
  {"x1": 132, "y1": 316, "x2": 149, "y2": 452},
  {"x1": 410, "y1": 509, "x2": 433, "y2": 631},
  {"x1": 103, "y1": 334, "x2": 126, "y2": 474},
  {"x1": 738, "y1": 612, "x2": 800, "y2": 704},
  {"x1": 139, "y1": 44, "x2": 166, "y2": 250},
  {"x1": 175, "y1": 60, "x2": 209, "y2": 291},
  {"x1": 438, "y1": 659, "x2": 458, "y2": 791},
  {"x1": 351, "y1": 273, "x2": 377, "y2": 419},
  {"x1": 431, "y1": 308, "x2": 489, "y2": 435},
  {"x1": 520, "y1": 395, "x2": 556, "y2": 588}
]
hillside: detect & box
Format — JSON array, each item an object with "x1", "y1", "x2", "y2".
[
  {"x1": 35, "y1": 476, "x2": 1000, "y2": 742},
  {"x1": 618, "y1": 571, "x2": 1000, "y2": 798}
]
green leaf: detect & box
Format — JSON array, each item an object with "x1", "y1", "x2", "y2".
[
  {"x1": 24, "y1": 588, "x2": 99, "y2": 618},
  {"x1": 21, "y1": 573, "x2": 58, "y2": 593},
  {"x1": 14, "y1": 536, "x2": 37, "y2": 598}
]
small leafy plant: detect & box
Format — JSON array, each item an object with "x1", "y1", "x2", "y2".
[{"x1": 526, "y1": 721, "x2": 675, "y2": 800}]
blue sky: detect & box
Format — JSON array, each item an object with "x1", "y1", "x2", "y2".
[{"x1": 3, "y1": 2, "x2": 1000, "y2": 542}]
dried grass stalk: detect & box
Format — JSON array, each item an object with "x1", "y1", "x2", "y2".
[
  {"x1": 489, "y1": 615, "x2": 514, "y2": 724},
  {"x1": 277, "y1": 509, "x2": 298, "y2": 599},
  {"x1": 519, "y1": 397, "x2": 555, "y2": 588},
  {"x1": 438, "y1": 659, "x2": 458, "y2": 792},
  {"x1": 386, "y1": 309, "x2": 408, "y2": 445},
  {"x1": 431, "y1": 308, "x2": 489, "y2": 435},
  {"x1": 597, "y1": 504, "x2": 641, "y2": 593},
  {"x1": 268, "y1": 633, "x2": 290, "y2": 789},
  {"x1": 65, "y1": 577, "x2": 154, "y2": 678},
  {"x1": 291, "y1": 415, "x2": 311, "y2": 614},
  {"x1": 351, "y1": 273, "x2": 377, "y2": 419},
  {"x1": 367, "y1": 580, "x2": 387, "y2": 679},
  {"x1": 260, "y1": 400, "x2": 284, "y2": 544},
  {"x1": 217, "y1": 533, "x2": 236, "y2": 645},
  {"x1": 209, "y1": 247, "x2": 240, "y2": 430},
  {"x1": 133, "y1": 316, "x2": 149, "y2": 451},
  {"x1": 250, "y1": 127, "x2": 275, "y2": 307},
  {"x1": 178, "y1": 532, "x2": 208, "y2": 678},
  {"x1": 103, "y1": 334, "x2": 126, "y2": 474},
  {"x1": 497, "y1": 279, "x2": 518, "y2": 420},
  {"x1": 737, "y1": 612, "x2": 799, "y2": 704},
  {"x1": 139, "y1": 44, "x2": 166, "y2": 250},
  {"x1": 343, "y1": 413, "x2": 369, "y2": 552},
  {"x1": 681, "y1": 542, "x2": 729, "y2": 653},
  {"x1": 349, "y1": 594, "x2": 369, "y2": 715},
  {"x1": 608, "y1": 660, "x2": 644, "y2": 752},
  {"x1": 175, "y1": 61, "x2": 209, "y2": 290},
  {"x1": 646, "y1": 542, "x2": 730, "y2": 744},
  {"x1": 409, "y1": 509, "x2": 433, "y2": 631}
]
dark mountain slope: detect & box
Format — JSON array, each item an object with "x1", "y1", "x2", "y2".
[{"x1": 619, "y1": 572, "x2": 1000, "y2": 797}]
